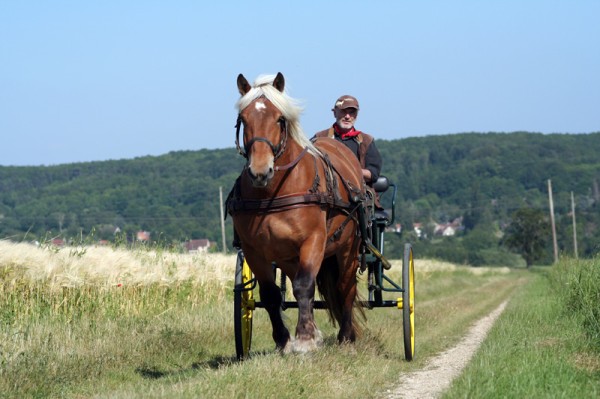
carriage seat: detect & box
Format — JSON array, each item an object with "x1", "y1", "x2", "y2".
[
  {"x1": 372, "y1": 176, "x2": 390, "y2": 193},
  {"x1": 371, "y1": 176, "x2": 391, "y2": 222}
]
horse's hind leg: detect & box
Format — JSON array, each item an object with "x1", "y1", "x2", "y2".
[
  {"x1": 259, "y1": 280, "x2": 291, "y2": 351},
  {"x1": 337, "y1": 277, "x2": 358, "y2": 343},
  {"x1": 336, "y1": 244, "x2": 361, "y2": 343}
]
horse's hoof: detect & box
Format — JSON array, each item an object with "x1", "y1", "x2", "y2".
[
  {"x1": 290, "y1": 340, "x2": 317, "y2": 354},
  {"x1": 339, "y1": 341, "x2": 358, "y2": 355},
  {"x1": 281, "y1": 339, "x2": 295, "y2": 355},
  {"x1": 314, "y1": 328, "x2": 324, "y2": 345},
  {"x1": 290, "y1": 329, "x2": 323, "y2": 353}
]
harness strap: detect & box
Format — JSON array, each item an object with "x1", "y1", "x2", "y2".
[
  {"x1": 227, "y1": 192, "x2": 352, "y2": 214},
  {"x1": 274, "y1": 147, "x2": 308, "y2": 172},
  {"x1": 226, "y1": 143, "x2": 365, "y2": 216},
  {"x1": 326, "y1": 202, "x2": 361, "y2": 243}
]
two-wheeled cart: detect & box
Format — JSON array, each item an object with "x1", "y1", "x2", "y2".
[{"x1": 233, "y1": 176, "x2": 414, "y2": 360}]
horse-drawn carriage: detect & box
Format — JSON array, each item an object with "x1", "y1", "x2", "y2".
[{"x1": 228, "y1": 73, "x2": 415, "y2": 361}]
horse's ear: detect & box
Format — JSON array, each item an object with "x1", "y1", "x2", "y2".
[
  {"x1": 273, "y1": 72, "x2": 285, "y2": 92},
  {"x1": 237, "y1": 74, "x2": 251, "y2": 96}
]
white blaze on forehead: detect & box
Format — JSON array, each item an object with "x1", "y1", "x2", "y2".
[{"x1": 254, "y1": 100, "x2": 267, "y2": 112}]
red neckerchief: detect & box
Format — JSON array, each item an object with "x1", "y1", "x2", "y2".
[{"x1": 334, "y1": 123, "x2": 361, "y2": 139}]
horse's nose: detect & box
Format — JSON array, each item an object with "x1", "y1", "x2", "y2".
[{"x1": 248, "y1": 166, "x2": 274, "y2": 187}]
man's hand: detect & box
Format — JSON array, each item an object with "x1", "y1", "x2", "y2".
[{"x1": 362, "y1": 168, "x2": 372, "y2": 182}]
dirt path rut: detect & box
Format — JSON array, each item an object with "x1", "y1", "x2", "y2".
[{"x1": 385, "y1": 301, "x2": 508, "y2": 399}]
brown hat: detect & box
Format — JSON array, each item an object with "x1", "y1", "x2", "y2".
[{"x1": 334, "y1": 95, "x2": 359, "y2": 110}]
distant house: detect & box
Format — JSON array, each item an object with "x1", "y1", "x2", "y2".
[
  {"x1": 386, "y1": 223, "x2": 402, "y2": 234},
  {"x1": 184, "y1": 239, "x2": 212, "y2": 253},
  {"x1": 433, "y1": 217, "x2": 464, "y2": 237},
  {"x1": 51, "y1": 238, "x2": 65, "y2": 247},
  {"x1": 434, "y1": 224, "x2": 456, "y2": 237},
  {"x1": 413, "y1": 223, "x2": 424, "y2": 238},
  {"x1": 136, "y1": 231, "x2": 151, "y2": 242}
]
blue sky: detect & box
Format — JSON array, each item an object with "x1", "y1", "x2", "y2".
[{"x1": 1, "y1": 1, "x2": 599, "y2": 166}]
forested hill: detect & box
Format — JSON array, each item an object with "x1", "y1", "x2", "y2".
[
  {"x1": 1, "y1": 132, "x2": 599, "y2": 260},
  {"x1": 0, "y1": 149, "x2": 245, "y2": 245},
  {"x1": 381, "y1": 131, "x2": 600, "y2": 217}
]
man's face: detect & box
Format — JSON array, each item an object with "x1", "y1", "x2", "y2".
[{"x1": 333, "y1": 107, "x2": 358, "y2": 131}]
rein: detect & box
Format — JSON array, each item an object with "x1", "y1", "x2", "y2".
[{"x1": 275, "y1": 146, "x2": 308, "y2": 172}]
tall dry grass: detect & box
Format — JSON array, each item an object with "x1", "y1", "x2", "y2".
[
  {"x1": 1, "y1": 240, "x2": 241, "y2": 397},
  {"x1": 1, "y1": 239, "x2": 508, "y2": 287},
  {"x1": 1, "y1": 239, "x2": 508, "y2": 289},
  {"x1": 0, "y1": 240, "x2": 236, "y2": 288}
]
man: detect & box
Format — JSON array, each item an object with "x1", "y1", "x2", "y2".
[{"x1": 313, "y1": 95, "x2": 382, "y2": 185}]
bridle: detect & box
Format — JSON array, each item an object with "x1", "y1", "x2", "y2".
[{"x1": 235, "y1": 114, "x2": 288, "y2": 161}]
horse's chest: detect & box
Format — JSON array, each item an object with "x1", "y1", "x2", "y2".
[{"x1": 237, "y1": 209, "x2": 325, "y2": 242}]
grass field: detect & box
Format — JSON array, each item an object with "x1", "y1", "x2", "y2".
[
  {"x1": 444, "y1": 265, "x2": 600, "y2": 398},
  {"x1": 1, "y1": 240, "x2": 598, "y2": 398}
]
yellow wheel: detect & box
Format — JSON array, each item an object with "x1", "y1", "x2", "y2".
[
  {"x1": 234, "y1": 251, "x2": 254, "y2": 360},
  {"x1": 402, "y1": 243, "x2": 415, "y2": 360}
]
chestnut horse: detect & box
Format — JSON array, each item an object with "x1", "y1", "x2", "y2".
[{"x1": 227, "y1": 72, "x2": 367, "y2": 353}]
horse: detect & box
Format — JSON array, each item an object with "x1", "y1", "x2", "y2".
[{"x1": 226, "y1": 72, "x2": 367, "y2": 354}]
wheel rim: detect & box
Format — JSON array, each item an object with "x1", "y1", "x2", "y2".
[
  {"x1": 235, "y1": 252, "x2": 254, "y2": 360},
  {"x1": 240, "y1": 259, "x2": 253, "y2": 356},
  {"x1": 403, "y1": 243, "x2": 415, "y2": 361},
  {"x1": 408, "y1": 247, "x2": 415, "y2": 356}
]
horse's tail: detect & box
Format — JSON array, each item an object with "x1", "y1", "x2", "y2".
[{"x1": 316, "y1": 256, "x2": 366, "y2": 337}]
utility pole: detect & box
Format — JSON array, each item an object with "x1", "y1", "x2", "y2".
[
  {"x1": 547, "y1": 179, "x2": 558, "y2": 263},
  {"x1": 571, "y1": 191, "x2": 578, "y2": 258},
  {"x1": 219, "y1": 186, "x2": 227, "y2": 254}
]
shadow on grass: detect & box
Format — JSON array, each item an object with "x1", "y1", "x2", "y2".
[
  {"x1": 136, "y1": 367, "x2": 170, "y2": 379},
  {"x1": 136, "y1": 355, "x2": 235, "y2": 380},
  {"x1": 135, "y1": 336, "x2": 397, "y2": 382},
  {"x1": 135, "y1": 350, "x2": 276, "y2": 380}
]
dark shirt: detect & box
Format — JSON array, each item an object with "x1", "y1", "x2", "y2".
[{"x1": 330, "y1": 134, "x2": 382, "y2": 183}]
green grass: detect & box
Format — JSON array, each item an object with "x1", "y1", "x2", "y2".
[
  {"x1": 0, "y1": 282, "x2": 225, "y2": 398},
  {"x1": 552, "y1": 257, "x2": 600, "y2": 349},
  {"x1": 444, "y1": 266, "x2": 600, "y2": 399}
]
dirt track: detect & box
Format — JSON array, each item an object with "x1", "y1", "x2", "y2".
[{"x1": 385, "y1": 301, "x2": 508, "y2": 399}]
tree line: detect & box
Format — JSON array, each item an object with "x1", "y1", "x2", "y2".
[{"x1": 1, "y1": 132, "x2": 599, "y2": 265}]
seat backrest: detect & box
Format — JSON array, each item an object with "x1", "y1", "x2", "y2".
[{"x1": 372, "y1": 176, "x2": 389, "y2": 193}]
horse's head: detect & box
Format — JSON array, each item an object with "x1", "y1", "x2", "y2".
[{"x1": 236, "y1": 73, "x2": 288, "y2": 188}]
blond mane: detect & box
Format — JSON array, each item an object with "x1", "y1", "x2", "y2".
[{"x1": 236, "y1": 74, "x2": 319, "y2": 155}]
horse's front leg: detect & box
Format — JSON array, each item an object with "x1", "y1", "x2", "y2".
[
  {"x1": 245, "y1": 252, "x2": 291, "y2": 352},
  {"x1": 289, "y1": 240, "x2": 325, "y2": 353},
  {"x1": 258, "y1": 279, "x2": 291, "y2": 350}
]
